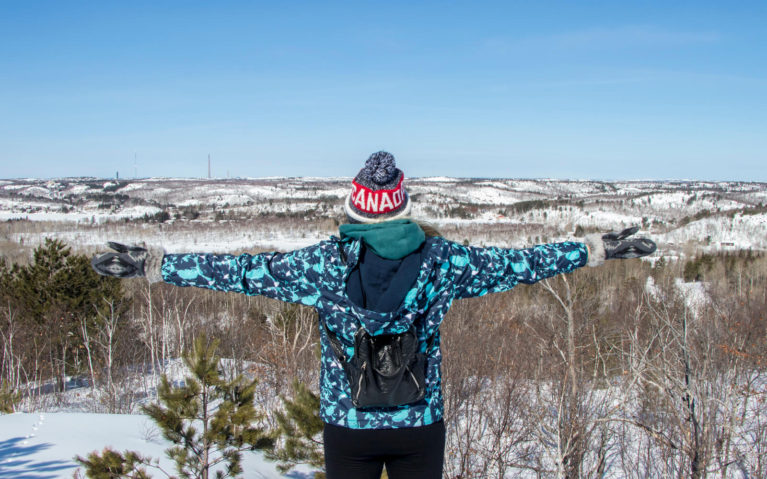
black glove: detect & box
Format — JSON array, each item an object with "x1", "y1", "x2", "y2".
[
  {"x1": 602, "y1": 226, "x2": 656, "y2": 259},
  {"x1": 91, "y1": 242, "x2": 149, "y2": 278}
]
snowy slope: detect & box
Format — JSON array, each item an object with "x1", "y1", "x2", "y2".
[{"x1": 0, "y1": 412, "x2": 313, "y2": 479}]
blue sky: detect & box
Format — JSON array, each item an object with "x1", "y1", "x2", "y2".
[{"x1": 1, "y1": 1, "x2": 765, "y2": 181}]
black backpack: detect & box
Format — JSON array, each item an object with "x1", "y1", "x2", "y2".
[{"x1": 325, "y1": 323, "x2": 430, "y2": 409}]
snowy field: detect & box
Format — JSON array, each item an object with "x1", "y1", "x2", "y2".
[{"x1": 0, "y1": 412, "x2": 313, "y2": 478}]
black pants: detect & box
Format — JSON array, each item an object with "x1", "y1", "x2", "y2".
[{"x1": 323, "y1": 420, "x2": 445, "y2": 479}]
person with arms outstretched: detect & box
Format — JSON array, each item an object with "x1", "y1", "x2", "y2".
[{"x1": 92, "y1": 151, "x2": 656, "y2": 479}]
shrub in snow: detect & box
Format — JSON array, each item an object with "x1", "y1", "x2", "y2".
[
  {"x1": 75, "y1": 448, "x2": 152, "y2": 479},
  {"x1": 0, "y1": 382, "x2": 21, "y2": 413}
]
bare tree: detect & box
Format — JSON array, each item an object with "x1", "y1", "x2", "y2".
[{"x1": 0, "y1": 301, "x2": 24, "y2": 391}]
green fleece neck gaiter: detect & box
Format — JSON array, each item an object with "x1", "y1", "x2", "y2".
[{"x1": 339, "y1": 219, "x2": 426, "y2": 260}]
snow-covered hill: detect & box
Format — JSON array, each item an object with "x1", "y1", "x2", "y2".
[{"x1": 1, "y1": 177, "x2": 765, "y2": 257}]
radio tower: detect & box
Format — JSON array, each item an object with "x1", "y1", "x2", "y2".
[{"x1": 208, "y1": 154, "x2": 211, "y2": 179}]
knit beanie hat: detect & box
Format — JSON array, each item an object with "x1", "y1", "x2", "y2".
[{"x1": 344, "y1": 151, "x2": 412, "y2": 223}]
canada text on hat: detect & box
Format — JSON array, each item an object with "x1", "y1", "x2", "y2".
[
  {"x1": 350, "y1": 175, "x2": 405, "y2": 214},
  {"x1": 344, "y1": 151, "x2": 412, "y2": 223}
]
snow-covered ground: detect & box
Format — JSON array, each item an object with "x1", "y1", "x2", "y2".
[
  {"x1": 0, "y1": 358, "x2": 312, "y2": 478},
  {"x1": 0, "y1": 412, "x2": 312, "y2": 478}
]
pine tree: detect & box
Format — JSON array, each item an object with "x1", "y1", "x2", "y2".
[
  {"x1": 267, "y1": 380, "x2": 390, "y2": 479},
  {"x1": 266, "y1": 379, "x2": 326, "y2": 478},
  {"x1": 76, "y1": 447, "x2": 152, "y2": 479},
  {"x1": 12, "y1": 238, "x2": 124, "y2": 391},
  {"x1": 76, "y1": 335, "x2": 273, "y2": 479},
  {"x1": 141, "y1": 335, "x2": 273, "y2": 479}
]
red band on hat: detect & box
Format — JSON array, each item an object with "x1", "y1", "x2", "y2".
[{"x1": 351, "y1": 176, "x2": 405, "y2": 215}]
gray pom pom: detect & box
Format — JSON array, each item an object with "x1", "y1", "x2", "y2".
[{"x1": 363, "y1": 151, "x2": 397, "y2": 185}]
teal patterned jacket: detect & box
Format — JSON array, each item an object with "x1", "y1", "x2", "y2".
[{"x1": 161, "y1": 236, "x2": 589, "y2": 429}]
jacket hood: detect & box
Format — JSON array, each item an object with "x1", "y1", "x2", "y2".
[{"x1": 332, "y1": 236, "x2": 435, "y2": 337}]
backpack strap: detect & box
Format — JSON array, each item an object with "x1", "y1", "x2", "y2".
[
  {"x1": 323, "y1": 321, "x2": 348, "y2": 362},
  {"x1": 424, "y1": 328, "x2": 438, "y2": 354},
  {"x1": 332, "y1": 235, "x2": 349, "y2": 265}
]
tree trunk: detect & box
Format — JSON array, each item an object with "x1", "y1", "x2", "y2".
[
  {"x1": 81, "y1": 318, "x2": 97, "y2": 392},
  {"x1": 202, "y1": 383, "x2": 210, "y2": 479},
  {"x1": 542, "y1": 277, "x2": 584, "y2": 479}
]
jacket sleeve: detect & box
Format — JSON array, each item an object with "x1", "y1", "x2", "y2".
[
  {"x1": 449, "y1": 241, "x2": 589, "y2": 299},
  {"x1": 160, "y1": 242, "x2": 328, "y2": 307}
]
